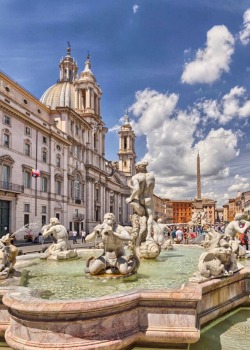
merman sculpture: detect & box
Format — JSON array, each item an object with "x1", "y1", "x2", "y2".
[
  {"x1": 85, "y1": 213, "x2": 140, "y2": 276},
  {"x1": 0, "y1": 233, "x2": 18, "y2": 279},
  {"x1": 190, "y1": 223, "x2": 244, "y2": 282},
  {"x1": 41, "y1": 217, "x2": 77, "y2": 260}
]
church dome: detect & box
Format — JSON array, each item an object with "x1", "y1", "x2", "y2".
[
  {"x1": 40, "y1": 44, "x2": 78, "y2": 109},
  {"x1": 40, "y1": 82, "x2": 75, "y2": 109}
]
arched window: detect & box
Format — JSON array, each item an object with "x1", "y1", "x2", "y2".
[{"x1": 74, "y1": 175, "x2": 80, "y2": 199}]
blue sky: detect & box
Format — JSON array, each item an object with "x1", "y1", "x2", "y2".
[{"x1": 1, "y1": 0, "x2": 250, "y2": 206}]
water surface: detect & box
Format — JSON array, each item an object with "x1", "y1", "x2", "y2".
[{"x1": 19, "y1": 246, "x2": 202, "y2": 299}]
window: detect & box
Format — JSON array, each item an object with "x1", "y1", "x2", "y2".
[
  {"x1": 75, "y1": 125, "x2": 78, "y2": 135},
  {"x1": 55, "y1": 180, "x2": 61, "y2": 195},
  {"x1": 24, "y1": 214, "x2": 29, "y2": 226},
  {"x1": 94, "y1": 133, "x2": 98, "y2": 150},
  {"x1": 3, "y1": 115, "x2": 11, "y2": 126},
  {"x1": 74, "y1": 145, "x2": 79, "y2": 158},
  {"x1": 2, "y1": 165, "x2": 10, "y2": 183},
  {"x1": 3, "y1": 133, "x2": 10, "y2": 148},
  {"x1": 74, "y1": 175, "x2": 80, "y2": 199},
  {"x1": 42, "y1": 150, "x2": 47, "y2": 163},
  {"x1": 43, "y1": 136, "x2": 47, "y2": 144},
  {"x1": 42, "y1": 215, "x2": 46, "y2": 226},
  {"x1": 95, "y1": 188, "x2": 99, "y2": 201},
  {"x1": 124, "y1": 136, "x2": 128, "y2": 149},
  {"x1": 25, "y1": 126, "x2": 31, "y2": 136},
  {"x1": 24, "y1": 171, "x2": 31, "y2": 188},
  {"x1": 41, "y1": 177, "x2": 48, "y2": 192},
  {"x1": 24, "y1": 204, "x2": 30, "y2": 212},
  {"x1": 56, "y1": 155, "x2": 61, "y2": 167},
  {"x1": 24, "y1": 142, "x2": 31, "y2": 156},
  {"x1": 42, "y1": 206, "x2": 46, "y2": 214}
]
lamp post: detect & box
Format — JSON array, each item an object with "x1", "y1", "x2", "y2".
[{"x1": 32, "y1": 130, "x2": 40, "y2": 218}]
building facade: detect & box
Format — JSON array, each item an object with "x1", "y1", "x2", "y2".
[
  {"x1": 0, "y1": 47, "x2": 136, "y2": 237},
  {"x1": 172, "y1": 200, "x2": 193, "y2": 224}
]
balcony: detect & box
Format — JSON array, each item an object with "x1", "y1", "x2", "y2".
[
  {"x1": 73, "y1": 213, "x2": 84, "y2": 222},
  {"x1": 0, "y1": 181, "x2": 24, "y2": 194}
]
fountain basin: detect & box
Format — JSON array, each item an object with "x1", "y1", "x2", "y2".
[{"x1": 1, "y1": 247, "x2": 250, "y2": 350}]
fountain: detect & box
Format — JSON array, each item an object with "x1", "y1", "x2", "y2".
[
  {"x1": 85, "y1": 213, "x2": 139, "y2": 276},
  {"x1": 40, "y1": 217, "x2": 78, "y2": 260},
  {"x1": 0, "y1": 165, "x2": 250, "y2": 349}
]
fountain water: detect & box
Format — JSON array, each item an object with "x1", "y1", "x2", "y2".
[{"x1": 1, "y1": 165, "x2": 250, "y2": 349}]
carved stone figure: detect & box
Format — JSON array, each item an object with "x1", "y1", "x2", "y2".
[
  {"x1": 161, "y1": 238, "x2": 174, "y2": 250},
  {"x1": 41, "y1": 217, "x2": 77, "y2": 260},
  {"x1": 85, "y1": 213, "x2": 140, "y2": 276},
  {"x1": 224, "y1": 213, "x2": 250, "y2": 239},
  {"x1": 191, "y1": 210, "x2": 209, "y2": 227},
  {"x1": 190, "y1": 225, "x2": 242, "y2": 282},
  {"x1": 126, "y1": 161, "x2": 164, "y2": 259},
  {"x1": 0, "y1": 234, "x2": 18, "y2": 279}
]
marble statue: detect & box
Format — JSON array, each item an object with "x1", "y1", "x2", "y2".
[
  {"x1": 41, "y1": 217, "x2": 77, "y2": 260},
  {"x1": 85, "y1": 213, "x2": 140, "y2": 276},
  {"x1": 191, "y1": 210, "x2": 209, "y2": 227},
  {"x1": 0, "y1": 233, "x2": 18, "y2": 279},
  {"x1": 224, "y1": 213, "x2": 250, "y2": 239},
  {"x1": 126, "y1": 161, "x2": 163, "y2": 259},
  {"x1": 190, "y1": 225, "x2": 242, "y2": 282}
]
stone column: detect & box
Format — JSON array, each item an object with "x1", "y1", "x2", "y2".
[{"x1": 86, "y1": 88, "x2": 90, "y2": 109}]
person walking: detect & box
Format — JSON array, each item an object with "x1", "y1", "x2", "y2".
[
  {"x1": 72, "y1": 230, "x2": 78, "y2": 244},
  {"x1": 175, "y1": 227, "x2": 183, "y2": 244},
  {"x1": 81, "y1": 229, "x2": 87, "y2": 243},
  {"x1": 241, "y1": 232, "x2": 249, "y2": 250}
]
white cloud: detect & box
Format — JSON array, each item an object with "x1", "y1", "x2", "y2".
[
  {"x1": 129, "y1": 88, "x2": 179, "y2": 135},
  {"x1": 227, "y1": 174, "x2": 249, "y2": 193},
  {"x1": 181, "y1": 25, "x2": 235, "y2": 84},
  {"x1": 197, "y1": 86, "x2": 250, "y2": 124},
  {"x1": 239, "y1": 9, "x2": 250, "y2": 45},
  {"x1": 133, "y1": 4, "x2": 139, "y2": 14},
  {"x1": 126, "y1": 88, "x2": 240, "y2": 203}
]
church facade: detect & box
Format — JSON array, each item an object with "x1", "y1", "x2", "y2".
[{"x1": 0, "y1": 46, "x2": 136, "y2": 237}]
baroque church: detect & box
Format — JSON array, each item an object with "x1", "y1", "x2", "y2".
[{"x1": 0, "y1": 45, "x2": 136, "y2": 237}]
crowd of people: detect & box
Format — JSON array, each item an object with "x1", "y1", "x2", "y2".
[{"x1": 163, "y1": 222, "x2": 249, "y2": 250}]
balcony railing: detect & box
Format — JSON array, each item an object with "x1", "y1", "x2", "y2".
[
  {"x1": 0, "y1": 181, "x2": 24, "y2": 193},
  {"x1": 73, "y1": 213, "x2": 84, "y2": 222}
]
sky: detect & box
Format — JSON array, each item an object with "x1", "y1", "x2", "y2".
[{"x1": 1, "y1": 0, "x2": 250, "y2": 207}]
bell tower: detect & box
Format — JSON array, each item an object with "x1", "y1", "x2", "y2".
[
  {"x1": 74, "y1": 53, "x2": 105, "y2": 156},
  {"x1": 74, "y1": 53, "x2": 102, "y2": 121},
  {"x1": 118, "y1": 112, "x2": 136, "y2": 176}
]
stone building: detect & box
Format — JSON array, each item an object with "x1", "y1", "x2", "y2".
[
  {"x1": 153, "y1": 194, "x2": 167, "y2": 223},
  {"x1": 0, "y1": 46, "x2": 136, "y2": 237},
  {"x1": 172, "y1": 200, "x2": 193, "y2": 224}
]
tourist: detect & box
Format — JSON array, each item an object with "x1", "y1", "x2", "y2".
[
  {"x1": 175, "y1": 227, "x2": 183, "y2": 244},
  {"x1": 72, "y1": 230, "x2": 78, "y2": 244},
  {"x1": 171, "y1": 227, "x2": 176, "y2": 241},
  {"x1": 183, "y1": 228, "x2": 189, "y2": 244},
  {"x1": 241, "y1": 232, "x2": 249, "y2": 250},
  {"x1": 38, "y1": 232, "x2": 44, "y2": 244},
  {"x1": 81, "y1": 229, "x2": 87, "y2": 243}
]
